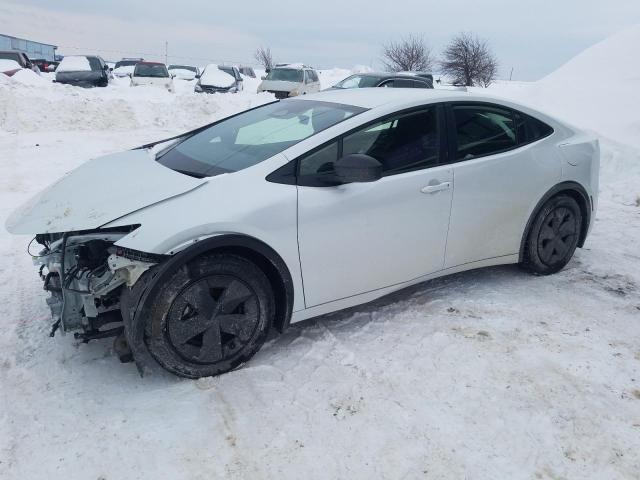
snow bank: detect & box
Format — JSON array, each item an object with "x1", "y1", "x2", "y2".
[
  {"x1": 318, "y1": 68, "x2": 352, "y2": 89},
  {"x1": 487, "y1": 24, "x2": 640, "y2": 148},
  {"x1": 0, "y1": 77, "x2": 273, "y2": 134},
  {"x1": 10, "y1": 69, "x2": 50, "y2": 87}
]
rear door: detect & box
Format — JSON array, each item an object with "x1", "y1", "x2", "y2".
[
  {"x1": 297, "y1": 105, "x2": 453, "y2": 307},
  {"x1": 444, "y1": 102, "x2": 561, "y2": 267}
]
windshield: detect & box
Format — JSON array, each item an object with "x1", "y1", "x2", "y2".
[
  {"x1": 134, "y1": 63, "x2": 169, "y2": 77},
  {"x1": 115, "y1": 60, "x2": 139, "y2": 69},
  {"x1": 158, "y1": 100, "x2": 365, "y2": 178},
  {"x1": 334, "y1": 75, "x2": 382, "y2": 89},
  {"x1": 265, "y1": 68, "x2": 303, "y2": 83},
  {"x1": 168, "y1": 65, "x2": 197, "y2": 73},
  {"x1": 0, "y1": 52, "x2": 20, "y2": 62}
]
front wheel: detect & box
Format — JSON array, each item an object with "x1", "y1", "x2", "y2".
[
  {"x1": 143, "y1": 254, "x2": 274, "y2": 378},
  {"x1": 521, "y1": 194, "x2": 582, "y2": 275}
]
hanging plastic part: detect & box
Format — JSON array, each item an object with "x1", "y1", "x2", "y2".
[{"x1": 49, "y1": 319, "x2": 61, "y2": 337}]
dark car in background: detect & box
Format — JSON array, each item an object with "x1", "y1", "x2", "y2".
[
  {"x1": 331, "y1": 72, "x2": 434, "y2": 89},
  {"x1": 113, "y1": 58, "x2": 144, "y2": 78},
  {"x1": 55, "y1": 55, "x2": 112, "y2": 87},
  {"x1": 0, "y1": 50, "x2": 39, "y2": 76}
]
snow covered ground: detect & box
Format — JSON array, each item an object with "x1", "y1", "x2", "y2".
[{"x1": 1, "y1": 29, "x2": 640, "y2": 479}]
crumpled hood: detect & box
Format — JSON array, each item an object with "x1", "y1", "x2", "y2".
[{"x1": 6, "y1": 149, "x2": 206, "y2": 234}]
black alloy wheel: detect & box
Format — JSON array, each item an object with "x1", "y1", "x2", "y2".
[
  {"x1": 144, "y1": 254, "x2": 274, "y2": 378},
  {"x1": 537, "y1": 207, "x2": 578, "y2": 265},
  {"x1": 167, "y1": 275, "x2": 260, "y2": 364},
  {"x1": 522, "y1": 194, "x2": 583, "y2": 275}
]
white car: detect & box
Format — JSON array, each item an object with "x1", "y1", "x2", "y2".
[
  {"x1": 130, "y1": 62, "x2": 174, "y2": 92},
  {"x1": 6, "y1": 89, "x2": 599, "y2": 378},
  {"x1": 168, "y1": 64, "x2": 200, "y2": 81},
  {"x1": 257, "y1": 64, "x2": 321, "y2": 98}
]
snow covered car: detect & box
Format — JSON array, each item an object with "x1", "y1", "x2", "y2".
[
  {"x1": 194, "y1": 64, "x2": 242, "y2": 93},
  {"x1": 0, "y1": 50, "x2": 39, "y2": 76},
  {"x1": 5, "y1": 89, "x2": 599, "y2": 379},
  {"x1": 168, "y1": 64, "x2": 199, "y2": 81},
  {"x1": 257, "y1": 64, "x2": 321, "y2": 98},
  {"x1": 55, "y1": 55, "x2": 111, "y2": 88},
  {"x1": 112, "y1": 58, "x2": 143, "y2": 78},
  {"x1": 130, "y1": 62, "x2": 174, "y2": 92}
]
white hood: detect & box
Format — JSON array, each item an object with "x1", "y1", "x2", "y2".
[{"x1": 6, "y1": 149, "x2": 206, "y2": 234}]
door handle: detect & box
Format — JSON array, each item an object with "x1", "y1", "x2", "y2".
[{"x1": 420, "y1": 182, "x2": 451, "y2": 194}]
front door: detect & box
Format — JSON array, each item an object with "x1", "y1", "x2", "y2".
[{"x1": 297, "y1": 106, "x2": 453, "y2": 307}]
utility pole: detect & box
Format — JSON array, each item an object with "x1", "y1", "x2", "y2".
[
  {"x1": 509, "y1": 67, "x2": 514, "y2": 81},
  {"x1": 165, "y1": 41, "x2": 168, "y2": 65}
]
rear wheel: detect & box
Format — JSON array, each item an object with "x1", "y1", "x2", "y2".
[
  {"x1": 522, "y1": 195, "x2": 582, "y2": 275},
  {"x1": 143, "y1": 254, "x2": 274, "y2": 378}
]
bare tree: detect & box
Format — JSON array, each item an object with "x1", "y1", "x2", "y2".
[
  {"x1": 440, "y1": 32, "x2": 498, "y2": 87},
  {"x1": 254, "y1": 46, "x2": 274, "y2": 71},
  {"x1": 381, "y1": 35, "x2": 434, "y2": 72}
]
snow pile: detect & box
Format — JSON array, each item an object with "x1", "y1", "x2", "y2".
[
  {"x1": 9, "y1": 68, "x2": 50, "y2": 87},
  {"x1": 200, "y1": 64, "x2": 235, "y2": 87},
  {"x1": 56, "y1": 55, "x2": 92, "y2": 72},
  {"x1": 488, "y1": 24, "x2": 640, "y2": 148},
  {"x1": 0, "y1": 77, "x2": 273, "y2": 134},
  {"x1": 318, "y1": 68, "x2": 352, "y2": 88}
]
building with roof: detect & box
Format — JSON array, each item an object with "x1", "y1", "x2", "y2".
[{"x1": 0, "y1": 33, "x2": 57, "y2": 61}]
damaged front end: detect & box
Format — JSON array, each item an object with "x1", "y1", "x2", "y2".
[{"x1": 33, "y1": 226, "x2": 165, "y2": 362}]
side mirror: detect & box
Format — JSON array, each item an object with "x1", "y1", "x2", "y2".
[
  {"x1": 334, "y1": 154, "x2": 383, "y2": 183},
  {"x1": 261, "y1": 75, "x2": 266, "y2": 80},
  {"x1": 195, "y1": 74, "x2": 201, "y2": 79},
  {"x1": 127, "y1": 73, "x2": 132, "y2": 78}
]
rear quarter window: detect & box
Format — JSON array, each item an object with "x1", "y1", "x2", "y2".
[{"x1": 515, "y1": 112, "x2": 554, "y2": 145}]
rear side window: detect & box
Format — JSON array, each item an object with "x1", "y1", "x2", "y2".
[
  {"x1": 87, "y1": 57, "x2": 102, "y2": 71},
  {"x1": 514, "y1": 112, "x2": 554, "y2": 145},
  {"x1": 452, "y1": 105, "x2": 517, "y2": 160},
  {"x1": 412, "y1": 80, "x2": 430, "y2": 88}
]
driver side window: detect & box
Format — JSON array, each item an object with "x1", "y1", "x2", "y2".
[{"x1": 298, "y1": 107, "x2": 440, "y2": 181}]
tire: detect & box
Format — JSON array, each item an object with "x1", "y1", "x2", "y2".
[
  {"x1": 143, "y1": 254, "x2": 274, "y2": 378},
  {"x1": 521, "y1": 194, "x2": 582, "y2": 275}
]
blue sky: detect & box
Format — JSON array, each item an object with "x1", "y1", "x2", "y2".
[{"x1": 1, "y1": 0, "x2": 639, "y2": 80}]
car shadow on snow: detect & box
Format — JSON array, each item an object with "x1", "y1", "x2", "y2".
[{"x1": 55, "y1": 259, "x2": 601, "y2": 387}]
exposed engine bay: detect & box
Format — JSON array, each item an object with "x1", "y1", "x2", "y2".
[{"x1": 32, "y1": 227, "x2": 165, "y2": 360}]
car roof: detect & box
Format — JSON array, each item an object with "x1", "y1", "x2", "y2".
[
  {"x1": 291, "y1": 88, "x2": 506, "y2": 110},
  {"x1": 347, "y1": 72, "x2": 431, "y2": 81},
  {"x1": 274, "y1": 63, "x2": 313, "y2": 70},
  {"x1": 137, "y1": 61, "x2": 165, "y2": 65}
]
